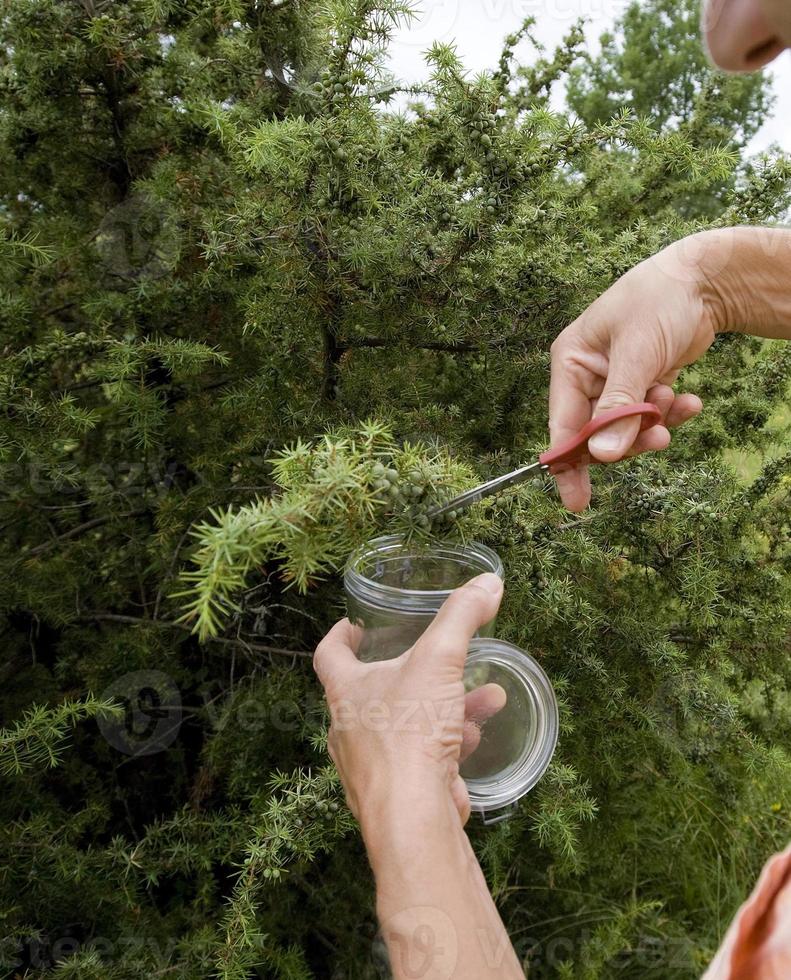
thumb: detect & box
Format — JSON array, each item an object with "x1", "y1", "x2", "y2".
[
  {"x1": 588, "y1": 363, "x2": 650, "y2": 461},
  {"x1": 412, "y1": 573, "x2": 503, "y2": 675}
]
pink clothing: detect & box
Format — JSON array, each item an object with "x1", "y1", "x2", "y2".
[{"x1": 704, "y1": 842, "x2": 791, "y2": 979}]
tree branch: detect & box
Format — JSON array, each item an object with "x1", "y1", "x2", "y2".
[
  {"x1": 26, "y1": 509, "x2": 149, "y2": 557},
  {"x1": 77, "y1": 613, "x2": 313, "y2": 659},
  {"x1": 339, "y1": 336, "x2": 476, "y2": 353}
]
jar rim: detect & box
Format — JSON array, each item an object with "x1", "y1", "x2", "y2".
[
  {"x1": 344, "y1": 534, "x2": 504, "y2": 614},
  {"x1": 463, "y1": 638, "x2": 558, "y2": 815}
]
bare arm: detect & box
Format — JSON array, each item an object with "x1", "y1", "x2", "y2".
[
  {"x1": 314, "y1": 577, "x2": 525, "y2": 979},
  {"x1": 366, "y1": 790, "x2": 522, "y2": 979}
]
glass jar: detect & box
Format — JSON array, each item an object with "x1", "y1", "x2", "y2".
[
  {"x1": 343, "y1": 535, "x2": 558, "y2": 819},
  {"x1": 344, "y1": 534, "x2": 503, "y2": 662}
]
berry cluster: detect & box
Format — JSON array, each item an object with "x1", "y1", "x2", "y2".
[
  {"x1": 624, "y1": 479, "x2": 672, "y2": 520},
  {"x1": 527, "y1": 565, "x2": 549, "y2": 590},
  {"x1": 686, "y1": 500, "x2": 718, "y2": 522},
  {"x1": 370, "y1": 460, "x2": 457, "y2": 530},
  {"x1": 524, "y1": 523, "x2": 554, "y2": 547},
  {"x1": 316, "y1": 180, "x2": 366, "y2": 228},
  {"x1": 749, "y1": 453, "x2": 791, "y2": 499},
  {"x1": 432, "y1": 507, "x2": 460, "y2": 528},
  {"x1": 630, "y1": 490, "x2": 662, "y2": 519},
  {"x1": 311, "y1": 70, "x2": 365, "y2": 105},
  {"x1": 736, "y1": 405, "x2": 769, "y2": 431},
  {"x1": 468, "y1": 110, "x2": 497, "y2": 157},
  {"x1": 321, "y1": 136, "x2": 349, "y2": 163},
  {"x1": 392, "y1": 130, "x2": 411, "y2": 156},
  {"x1": 482, "y1": 194, "x2": 499, "y2": 216},
  {"x1": 314, "y1": 799, "x2": 340, "y2": 819}
]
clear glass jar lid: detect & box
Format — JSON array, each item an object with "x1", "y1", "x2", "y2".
[{"x1": 462, "y1": 638, "x2": 558, "y2": 817}]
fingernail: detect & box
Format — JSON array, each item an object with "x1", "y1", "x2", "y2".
[
  {"x1": 468, "y1": 572, "x2": 503, "y2": 594},
  {"x1": 589, "y1": 431, "x2": 622, "y2": 454}
]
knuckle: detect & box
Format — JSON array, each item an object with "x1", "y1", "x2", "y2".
[
  {"x1": 550, "y1": 328, "x2": 577, "y2": 358},
  {"x1": 312, "y1": 643, "x2": 329, "y2": 679},
  {"x1": 598, "y1": 386, "x2": 639, "y2": 409}
]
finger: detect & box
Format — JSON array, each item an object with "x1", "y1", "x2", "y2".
[
  {"x1": 554, "y1": 467, "x2": 592, "y2": 513},
  {"x1": 587, "y1": 343, "x2": 656, "y2": 461},
  {"x1": 460, "y1": 683, "x2": 507, "y2": 762},
  {"x1": 644, "y1": 384, "x2": 676, "y2": 422},
  {"x1": 623, "y1": 425, "x2": 671, "y2": 458},
  {"x1": 461, "y1": 724, "x2": 482, "y2": 762},
  {"x1": 548, "y1": 336, "x2": 604, "y2": 447},
  {"x1": 549, "y1": 338, "x2": 603, "y2": 511},
  {"x1": 465, "y1": 683, "x2": 507, "y2": 720},
  {"x1": 313, "y1": 618, "x2": 363, "y2": 688},
  {"x1": 658, "y1": 368, "x2": 681, "y2": 386},
  {"x1": 413, "y1": 574, "x2": 504, "y2": 675},
  {"x1": 450, "y1": 773, "x2": 471, "y2": 826},
  {"x1": 665, "y1": 392, "x2": 703, "y2": 428},
  {"x1": 620, "y1": 393, "x2": 702, "y2": 458}
]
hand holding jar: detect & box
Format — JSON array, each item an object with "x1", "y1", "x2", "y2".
[
  {"x1": 314, "y1": 571, "x2": 528, "y2": 980},
  {"x1": 313, "y1": 571, "x2": 506, "y2": 828}
]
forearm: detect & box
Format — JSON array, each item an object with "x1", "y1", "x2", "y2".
[
  {"x1": 362, "y1": 790, "x2": 524, "y2": 979},
  {"x1": 685, "y1": 226, "x2": 791, "y2": 340}
]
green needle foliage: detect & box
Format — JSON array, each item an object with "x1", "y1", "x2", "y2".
[{"x1": 1, "y1": 0, "x2": 790, "y2": 977}]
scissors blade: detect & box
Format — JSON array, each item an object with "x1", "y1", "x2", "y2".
[{"x1": 428, "y1": 460, "x2": 546, "y2": 519}]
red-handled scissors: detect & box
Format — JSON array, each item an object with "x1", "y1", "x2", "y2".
[{"x1": 428, "y1": 402, "x2": 662, "y2": 520}]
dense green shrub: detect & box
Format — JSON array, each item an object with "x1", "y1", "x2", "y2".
[{"x1": 1, "y1": 0, "x2": 790, "y2": 976}]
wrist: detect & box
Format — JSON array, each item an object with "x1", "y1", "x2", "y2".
[
  {"x1": 363, "y1": 788, "x2": 472, "y2": 932},
  {"x1": 359, "y1": 778, "x2": 463, "y2": 869},
  {"x1": 669, "y1": 227, "x2": 791, "y2": 338},
  {"x1": 661, "y1": 230, "x2": 735, "y2": 335}
]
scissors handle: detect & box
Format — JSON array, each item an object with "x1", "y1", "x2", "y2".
[{"x1": 539, "y1": 402, "x2": 662, "y2": 473}]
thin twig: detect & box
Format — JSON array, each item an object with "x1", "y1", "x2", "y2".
[
  {"x1": 340, "y1": 336, "x2": 476, "y2": 353},
  {"x1": 153, "y1": 527, "x2": 191, "y2": 621},
  {"x1": 26, "y1": 509, "x2": 148, "y2": 557},
  {"x1": 78, "y1": 613, "x2": 313, "y2": 659}
]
